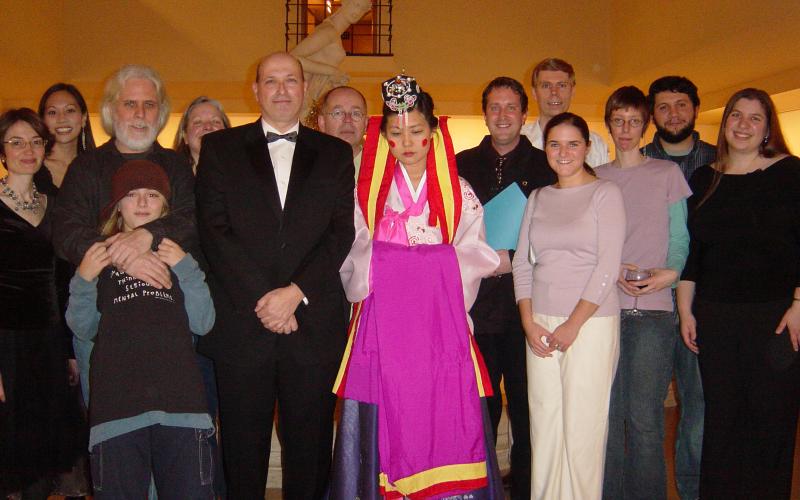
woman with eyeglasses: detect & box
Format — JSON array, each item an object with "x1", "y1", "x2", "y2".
[
  {"x1": 595, "y1": 86, "x2": 692, "y2": 500},
  {"x1": 678, "y1": 88, "x2": 800, "y2": 499},
  {"x1": 0, "y1": 109, "x2": 82, "y2": 499},
  {"x1": 173, "y1": 96, "x2": 231, "y2": 174}
]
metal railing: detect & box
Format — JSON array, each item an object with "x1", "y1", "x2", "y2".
[{"x1": 285, "y1": 1, "x2": 392, "y2": 56}]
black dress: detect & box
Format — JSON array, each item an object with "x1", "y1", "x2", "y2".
[
  {"x1": 34, "y1": 164, "x2": 79, "y2": 358},
  {"x1": 0, "y1": 197, "x2": 82, "y2": 494},
  {"x1": 683, "y1": 156, "x2": 800, "y2": 499}
]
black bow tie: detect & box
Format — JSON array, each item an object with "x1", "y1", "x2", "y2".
[{"x1": 266, "y1": 131, "x2": 298, "y2": 143}]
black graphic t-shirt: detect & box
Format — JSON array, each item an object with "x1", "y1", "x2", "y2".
[{"x1": 89, "y1": 267, "x2": 207, "y2": 427}]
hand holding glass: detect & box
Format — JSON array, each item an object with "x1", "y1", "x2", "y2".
[{"x1": 625, "y1": 268, "x2": 652, "y2": 313}]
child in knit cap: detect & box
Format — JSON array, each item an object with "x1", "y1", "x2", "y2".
[{"x1": 67, "y1": 159, "x2": 216, "y2": 499}]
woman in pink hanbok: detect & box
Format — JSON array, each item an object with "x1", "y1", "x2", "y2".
[{"x1": 328, "y1": 75, "x2": 502, "y2": 499}]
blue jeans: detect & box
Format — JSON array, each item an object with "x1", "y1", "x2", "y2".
[
  {"x1": 673, "y1": 314, "x2": 704, "y2": 500},
  {"x1": 603, "y1": 309, "x2": 675, "y2": 500},
  {"x1": 195, "y1": 351, "x2": 226, "y2": 498},
  {"x1": 90, "y1": 425, "x2": 214, "y2": 500}
]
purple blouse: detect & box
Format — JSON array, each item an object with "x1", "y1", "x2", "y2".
[{"x1": 512, "y1": 179, "x2": 626, "y2": 317}]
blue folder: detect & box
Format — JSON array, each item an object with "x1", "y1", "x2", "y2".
[{"x1": 483, "y1": 182, "x2": 528, "y2": 250}]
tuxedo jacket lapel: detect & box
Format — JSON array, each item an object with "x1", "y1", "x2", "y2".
[
  {"x1": 244, "y1": 121, "x2": 282, "y2": 219},
  {"x1": 284, "y1": 126, "x2": 316, "y2": 216}
]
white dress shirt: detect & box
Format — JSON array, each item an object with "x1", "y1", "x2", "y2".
[
  {"x1": 521, "y1": 119, "x2": 610, "y2": 168},
  {"x1": 261, "y1": 119, "x2": 300, "y2": 208},
  {"x1": 259, "y1": 119, "x2": 310, "y2": 305}
]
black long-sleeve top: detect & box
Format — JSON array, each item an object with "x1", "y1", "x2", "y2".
[
  {"x1": 32, "y1": 165, "x2": 78, "y2": 356},
  {"x1": 456, "y1": 135, "x2": 555, "y2": 335},
  {"x1": 682, "y1": 156, "x2": 800, "y2": 303},
  {"x1": 52, "y1": 141, "x2": 197, "y2": 267}
]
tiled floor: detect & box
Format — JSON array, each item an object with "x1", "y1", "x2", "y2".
[{"x1": 48, "y1": 405, "x2": 800, "y2": 499}]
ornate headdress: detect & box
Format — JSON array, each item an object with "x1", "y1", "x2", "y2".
[
  {"x1": 336, "y1": 76, "x2": 489, "y2": 389},
  {"x1": 335, "y1": 79, "x2": 494, "y2": 496},
  {"x1": 381, "y1": 74, "x2": 421, "y2": 114},
  {"x1": 353, "y1": 75, "x2": 462, "y2": 246}
]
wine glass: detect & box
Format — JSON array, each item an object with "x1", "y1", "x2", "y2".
[{"x1": 625, "y1": 268, "x2": 652, "y2": 315}]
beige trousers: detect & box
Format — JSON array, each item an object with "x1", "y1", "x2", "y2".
[{"x1": 527, "y1": 313, "x2": 620, "y2": 500}]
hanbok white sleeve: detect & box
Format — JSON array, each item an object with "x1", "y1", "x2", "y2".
[
  {"x1": 454, "y1": 178, "x2": 501, "y2": 311},
  {"x1": 339, "y1": 192, "x2": 372, "y2": 303}
]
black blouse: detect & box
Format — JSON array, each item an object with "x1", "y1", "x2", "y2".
[{"x1": 682, "y1": 156, "x2": 800, "y2": 303}]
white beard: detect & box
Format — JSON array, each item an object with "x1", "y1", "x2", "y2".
[{"x1": 114, "y1": 119, "x2": 158, "y2": 152}]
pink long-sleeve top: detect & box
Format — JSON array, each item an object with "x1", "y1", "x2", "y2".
[
  {"x1": 339, "y1": 168, "x2": 500, "y2": 315},
  {"x1": 512, "y1": 179, "x2": 626, "y2": 317}
]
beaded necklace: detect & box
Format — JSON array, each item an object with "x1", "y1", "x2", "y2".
[{"x1": 0, "y1": 176, "x2": 41, "y2": 212}]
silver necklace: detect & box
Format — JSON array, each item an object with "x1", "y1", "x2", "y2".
[{"x1": 1, "y1": 176, "x2": 41, "y2": 212}]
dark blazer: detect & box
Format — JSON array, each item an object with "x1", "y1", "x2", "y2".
[
  {"x1": 457, "y1": 135, "x2": 555, "y2": 335},
  {"x1": 195, "y1": 121, "x2": 355, "y2": 367}
]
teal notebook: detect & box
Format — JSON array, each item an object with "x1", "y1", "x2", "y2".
[{"x1": 483, "y1": 182, "x2": 528, "y2": 250}]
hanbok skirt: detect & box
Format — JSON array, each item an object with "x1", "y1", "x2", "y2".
[{"x1": 327, "y1": 398, "x2": 504, "y2": 500}]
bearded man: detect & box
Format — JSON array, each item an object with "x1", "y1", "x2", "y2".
[
  {"x1": 641, "y1": 75, "x2": 715, "y2": 500},
  {"x1": 54, "y1": 64, "x2": 196, "y2": 289}
]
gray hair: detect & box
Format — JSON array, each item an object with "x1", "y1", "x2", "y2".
[
  {"x1": 100, "y1": 65, "x2": 170, "y2": 136},
  {"x1": 172, "y1": 96, "x2": 231, "y2": 163}
]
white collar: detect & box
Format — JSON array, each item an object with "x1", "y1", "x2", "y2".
[
  {"x1": 398, "y1": 163, "x2": 427, "y2": 201},
  {"x1": 260, "y1": 119, "x2": 300, "y2": 137}
]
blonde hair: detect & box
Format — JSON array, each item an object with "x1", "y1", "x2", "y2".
[{"x1": 100, "y1": 193, "x2": 170, "y2": 236}]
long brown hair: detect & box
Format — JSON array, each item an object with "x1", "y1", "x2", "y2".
[{"x1": 696, "y1": 88, "x2": 790, "y2": 208}]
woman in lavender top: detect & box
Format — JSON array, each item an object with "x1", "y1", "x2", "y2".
[
  {"x1": 512, "y1": 112, "x2": 625, "y2": 499},
  {"x1": 595, "y1": 86, "x2": 691, "y2": 500}
]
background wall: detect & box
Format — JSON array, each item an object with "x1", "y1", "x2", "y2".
[{"x1": 2, "y1": 0, "x2": 800, "y2": 152}]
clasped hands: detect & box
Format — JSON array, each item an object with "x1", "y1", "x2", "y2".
[
  {"x1": 77, "y1": 229, "x2": 179, "y2": 289},
  {"x1": 255, "y1": 283, "x2": 305, "y2": 335},
  {"x1": 523, "y1": 319, "x2": 580, "y2": 358}
]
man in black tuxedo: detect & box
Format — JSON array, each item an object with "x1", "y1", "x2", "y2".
[
  {"x1": 456, "y1": 76, "x2": 555, "y2": 500},
  {"x1": 195, "y1": 52, "x2": 355, "y2": 499}
]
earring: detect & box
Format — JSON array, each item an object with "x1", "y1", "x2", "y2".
[
  {"x1": 763, "y1": 135, "x2": 769, "y2": 145},
  {"x1": 81, "y1": 128, "x2": 86, "y2": 151}
]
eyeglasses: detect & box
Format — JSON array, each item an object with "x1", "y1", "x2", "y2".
[
  {"x1": 3, "y1": 138, "x2": 47, "y2": 150},
  {"x1": 609, "y1": 117, "x2": 644, "y2": 128},
  {"x1": 325, "y1": 109, "x2": 365, "y2": 122}
]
